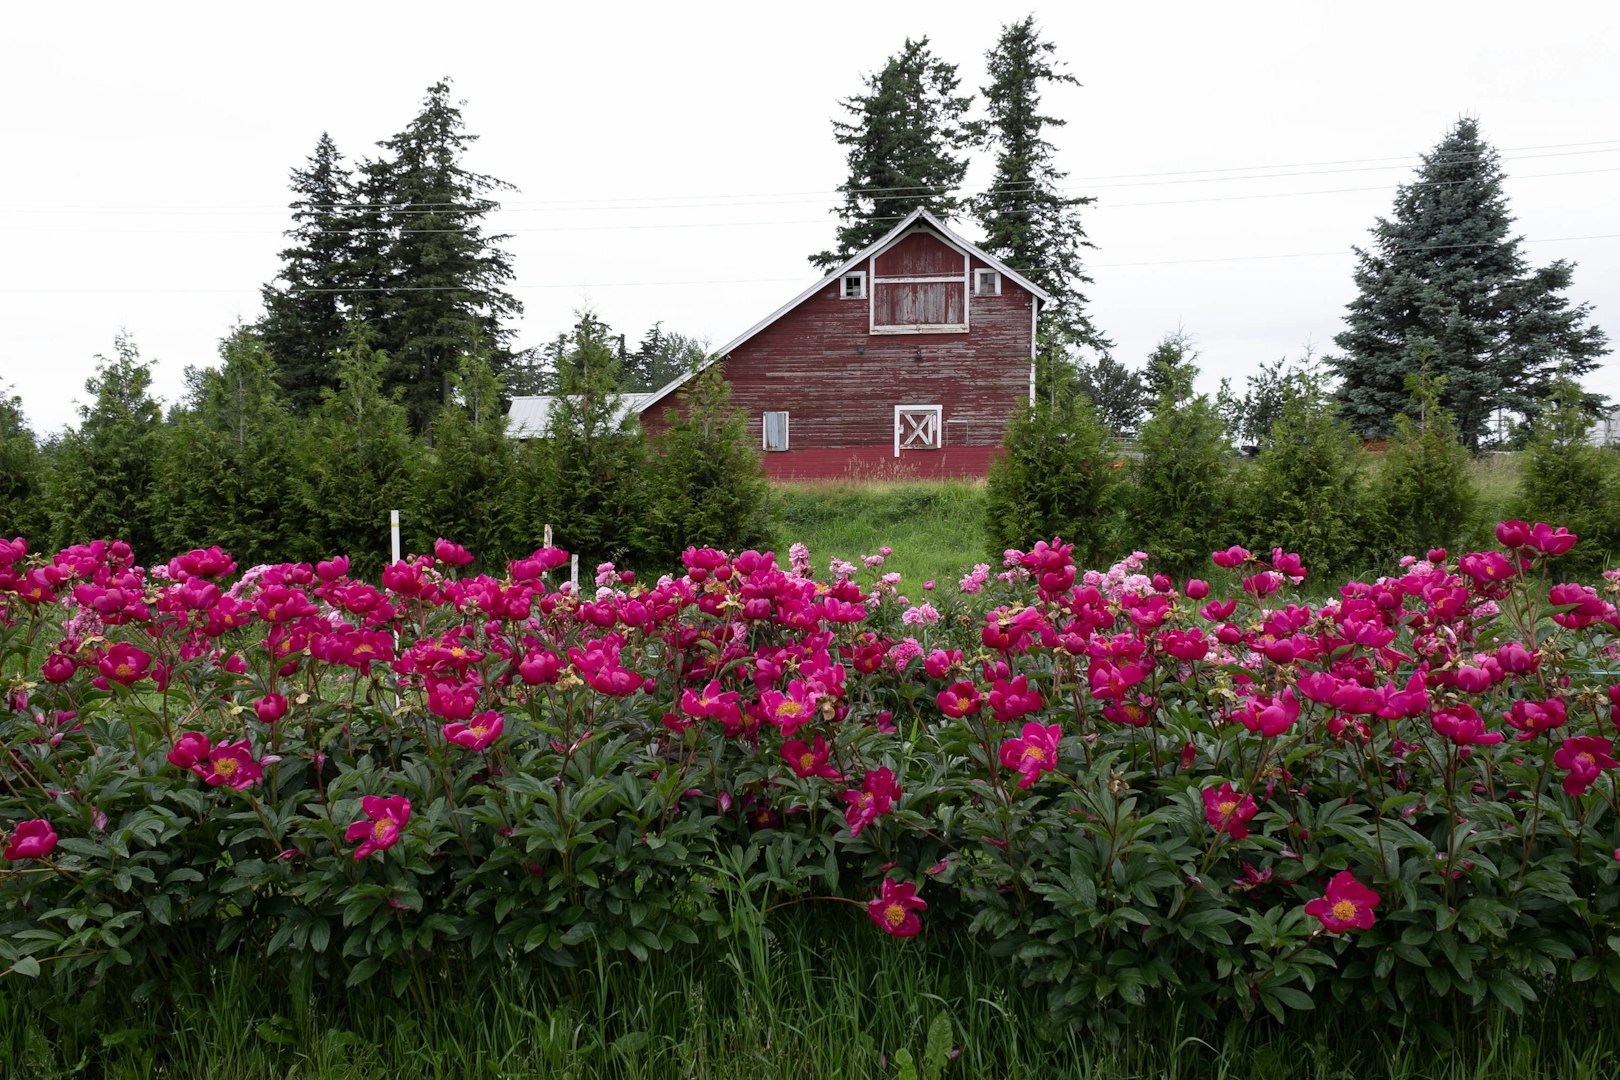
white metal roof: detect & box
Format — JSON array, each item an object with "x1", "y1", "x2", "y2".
[
  {"x1": 634, "y1": 208, "x2": 1054, "y2": 414},
  {"x1": 506, "y1": 392, "x2": 656, "y2": 438}
]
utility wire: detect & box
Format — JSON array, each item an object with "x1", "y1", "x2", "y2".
[
  {"x1": 9, "y1": 166, "x2": 1618, "y2": 236},
  {"x1": 6, "y1": 141, "x2": 1619, "y2": 216},
  {"x1": 5, "y1": 234, "x2": 1616, "y2": 295}
]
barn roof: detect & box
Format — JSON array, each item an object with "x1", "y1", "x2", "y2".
[
  {"x1": 634, "y1": 208, "x2": 1054, "y2": 416},
  {"x1": 506, "y1": 392, "x2": 656, "y2": 438}
]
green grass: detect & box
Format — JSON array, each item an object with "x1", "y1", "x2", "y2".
[
  {"x1": 769, "y1": 479, "x2": 989, "y2": 589},
  {"x1": 4, "y1": 911, "x2": 1619, "y2": 1079}
]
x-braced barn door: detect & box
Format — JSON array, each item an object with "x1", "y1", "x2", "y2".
[{"x1": 893, "y1": 405, "x2": 942, "y2": 457}]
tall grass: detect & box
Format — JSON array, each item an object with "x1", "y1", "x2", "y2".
[
  {"x1": 770, "y1": 480, "x2": 988, "y2": 587},
  {"x1": 4, "y1": 910, "x2": 1618, "y2": 1078}
]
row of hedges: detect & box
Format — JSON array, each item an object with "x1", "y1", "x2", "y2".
[{"x1": 2, "y1": 522, "x2": 1619, "y2": 1032}]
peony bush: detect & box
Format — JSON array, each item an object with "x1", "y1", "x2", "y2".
[{"x1": 1, "y1": 526, "x2": 1619, "y2": 1029}]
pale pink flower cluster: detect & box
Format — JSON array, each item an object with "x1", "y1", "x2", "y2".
[
  {"x1": 1083, "y1": 551, "x2": 1154, "y2": 602},
  {"x1": 886, "y1": 637, "x2": 923, "y2": 672},
  {"x1": 61, "y1": 601, "x2": 104, "y2": 644},
  {"x1": 959, "y1": 564, "x2": 990, "y2": 594},
  {"x1": 595, "y1": 562, "x2": 617, "y2": 588},
  {"x1": 862, "y1": 552, "x2": 886, "y2": 569},
  {"x1": 901, "y1": 603, "x2": 941, "y2": 627},
  {"x1": 830, "y1": 558, "x2": 858, "y2": 582},
  {"x1": 226, "y1": 564, "x2": 276, "y2": 602},
  {"x1": 789, "y1": 543, "x2": 812, "y2": 577}
]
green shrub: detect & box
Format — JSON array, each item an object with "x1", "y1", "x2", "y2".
[
  {"x1": 1370, "y1": 371, "x2": 1478, "y2": 558},
  {"x1": 643, "y1": 369, "x2": 771, "y2": 565},
  {"x1": 1126, "y1": 387, "x2": 1236, "y2": 579},
  {"x1": 1515, "y1": 379, "x2": 1620, "y2": 574},
  {"x1": 985, "y1": 367, "x2": 1121, "y2": 562}
]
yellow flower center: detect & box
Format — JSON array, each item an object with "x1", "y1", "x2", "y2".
[
  {"x1": 1217, "y1": 800, "x2": 1238, "y2": 817},
  {"x1": 355, "y1": 644, "x2": 373, "y2": 655},
  {"x1": 214, "y1": 757, "x2": 239, "y2": 776},
  {"x1": 799, "y1": 753, "x2": 817, "y2": 771},
  {"x1": 1579, "y1": 753, "x2": 1596, "y2": 768},
  {"x1": 372, "y1": 820, "x2": 393, "y2": 842},
  {"x1": 884, "y1": 903, "x2": 908, "y2": 928},
  {"x1": 1331, "y1": 899, "x2": 1357, "y2": 921},
  {"x1": 1023, "y1": 746, "x2": 1046, "y2": 765},
  {"x1": 956, "y1": 695, "x2": 973, "y2": 710},
  {"x1": 116, "y1": 664, "x2": 133, "y2": 677},
  {"x1": 450, "y1": 647, "x2": 465, "y2": 658},
  {"x1": 778, "y1": 701, "x2": 803, "y2": 717},
  {"x1": 470, "y1": 726, "x2": 488, "y2": 740}
]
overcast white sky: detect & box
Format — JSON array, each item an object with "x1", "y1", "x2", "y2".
[{"x1": 2, "y1": 0, "x2": 1617, "y2": 435}]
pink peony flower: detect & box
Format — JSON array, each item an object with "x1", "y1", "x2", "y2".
[
  {"x1": 1305, "y1": 871, "x2": 1380, "y2": 933},
  {"x1": 3, "y1": 819, "x2": 58, "y2": 861},
  {"x1": 347, "y1": 796, "x2": 412, "y2": 860},
  {"x1": 1202, "y1": 783, "x2": 1258, "y2": 840},
  {"x1": 866, "y1": 877, "x2": 926, "y2": 938},
  {"x1": 444, "y1": 711, "x2": 504, "y2": 751},
  {"x1": 998, "y1": 722, "x2": 1062, "y2": 788}
]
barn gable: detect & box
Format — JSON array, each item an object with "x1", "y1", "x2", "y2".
[
  {"x1": 622, "y1": 209, "x2": 1052, "y2": 480},
  {"x1": 636, "y1": 209, "x2": 1051, "y2": 417}
]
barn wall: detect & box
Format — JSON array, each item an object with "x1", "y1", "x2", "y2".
[{"x1": 641, "y1": 246, "x2": 1035, "y2": 482}]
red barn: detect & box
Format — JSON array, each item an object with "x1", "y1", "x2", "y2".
[{"x1": 636, "y1": 208, "x2": 1052, "y2": 481}]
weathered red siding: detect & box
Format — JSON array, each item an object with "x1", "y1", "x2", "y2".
[{"x1": 639, "y1": 225, "x2": 1036, "y2": 482}]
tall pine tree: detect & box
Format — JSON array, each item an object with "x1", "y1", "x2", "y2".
[
  {"x1": 356, "y1": 80, "x2": 522, "y2": 433},
  {"x1": 0, "y1": 386, "x2": 45, "y2": 541},
  {"x1": 812, "y1": 39, "x2": 976, "y2": 271},
  {"x1": 259, "y1": 132, "x2": 354, "y2": 414},
  {"x1": 45, "y1": 334, "x2": 165, "y2": 557},
  {"x1": 1331, "y1": 117, "x2": 1608, "y2": 449},
  {"x1": 974, "y1": 17, "x2": 1105, "y2": 351}
]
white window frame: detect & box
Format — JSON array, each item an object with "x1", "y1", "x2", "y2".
[
  {"x1": 762, "y1": 410, "x2": 790, "y2": 452},
  {"x1": 893, "y1": 404, "x2": 943, "y2": 456},
  {"x1": 839, "y1": 272, "x2": 866, "y2": 300},
  {"x1": 973, "y1": 268, "x2": 1001, "y2": 296}
]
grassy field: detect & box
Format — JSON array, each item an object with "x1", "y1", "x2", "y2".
[
  {"x1": 769, "y1": 479, "x2": 989, "y2": 589},
  {"x1": 767, "y1": 453, "x2": 1533, "y2": 590},
  {"x1": 6, "y1": 913, "x2": 1618, "y2": 1079}
]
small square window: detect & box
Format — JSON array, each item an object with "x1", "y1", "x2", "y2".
[
  {"x1": 763, "y1": 411, "x2": 790, "y2": 452},
  {"x1": 973, "y1": 269, "x2": 1001, "y2": 297},
  {"x1": 840, "y1": 272, "x2": 866, "y2": 300}
]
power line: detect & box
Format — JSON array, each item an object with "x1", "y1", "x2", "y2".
[
  {"x1": 5, "y1": 233, "x2": 1615, "y2": 295},
  {"x1": 6, "y1": 141, "x2": 1620, "y2": 217},
  {"x1": 10, "y1": 165, "x2": 1617, "y2": 236}
]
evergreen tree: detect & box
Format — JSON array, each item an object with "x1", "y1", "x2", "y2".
[
  {"x1": 1074, "y1": 353, "x2": 1147, "y2": 437},
  {"x1": 0, "y1": 386, "x2": 46, "y2": 541},
  {"x1": 523, "y1": 314, "x2": 647, "y2": 568},
  {"x1": 985, "y1": 359, "x2": 1121, "y2": 563},
  {"x1": 293, "y1": 322, "x2": 419, "y2": 576},
  {"x1": 1142, "y1": 330, "x2": 1200, "y2": 404},
  {"x1": 974, "y1": 16, "x2": 1105, "y2": 351},
  {"x1": 1515, "y1": 379, "x2": 1620, "y2": 576},
  {"x1": 643, "y1": 369, "x2": 771, "y2": 565},
  {"x1": 811, "y1": 38, "x2": 976, "y2": 271},
  {"x1": 622, "y1": 323, "x2": 709, "y2": 394},
  {"x1": 1127, "y1": 381, "x2": 1234, "y2": 581},
  {"x1": 151, "y1": 328, "x2": 302, "y2": 565},
  {"x1": 259, "y1": 133, "x2": 355, "y2": 414},
  {"x1": 45, "y1": 334, "x2": 165, "y2": 557},
  {"x1": 1216, "y1": 356, "x2": 1296, "y2": 448},
  {"x1": 1332, "y1": 118, "x2": 1609, "y2": 449},
  {"x1": 1244, "y1": 367, "x2": 1368, "y2": 580},
  {"x1": 1370, "y1": 368, "x2": 1477, "y2": 557},
  {"x1": 356, "y1": 80, "x2": 522, "y2": 433},
  {"x1": 409, "y1": 349, "x2": 521, "y2": 567}
]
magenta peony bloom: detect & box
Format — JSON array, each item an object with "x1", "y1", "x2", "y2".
[
  {"x1": 443, "y1": 711, "x2": 503, "y2": 751},
  {"x1": 935, "y1": 680, "x2": 983, "y2": 718},
  {"x1": 843, "y1": 767, "x2": 901, "y2": 838},
  {"x1": 1524, "y1": 523, "x2": 1577, "y2": 557},
  {"x1": 1211, "y1": 545, "x2": 1251, "y2": 569},
  {"x1": 97, "y1": 642, "x2": 152, "y2": 687},
  {"x1": 866, "y1": 877, "x2": 927, "y2": 938},
  {"x1": 167, "y1": 732, "x2": 212, "y2": 770},
  {"x1": 1202, "y1": 783, "x2": 1258, "y2": 840},
  {"x1": 433, "y1": 538, "x2": 475, "y2": 566},
  {"x1": 3, "y1": 819, "x2": 58, "y2": 861},
  {"x1": 998, "y1": 722, "x2": 1063, "y2": 788},
  {"x1": 197, "y1": 740, "x2": 263, "y2": 791},
  {"x1": 254, "y1": 693, "x2": 288, "y2": 724},
  {"x1": 347, "y1": 795, "x2": 412, "y2": 860},
  {"x1": 1554, "y1": 735, "x2": 1617, "y2": 796},
  {"x1": 781, "y1": 734, "x2": 842, "y2": 780},
  {"x1": 1305, "y1": 871, "x2": 1380, "y2": 933}
]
